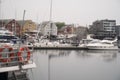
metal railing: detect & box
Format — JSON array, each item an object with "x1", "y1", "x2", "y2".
[{"x1": 0, "y1": 48, "x2": 33, "y2": 68}]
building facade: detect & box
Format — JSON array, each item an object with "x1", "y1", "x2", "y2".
[
  {"x1": 0, "y1": 19, "x2": 21, "y2": 36},
  {"x1": 75, "y1": 26, "x2": 88, "y2": 40},
  {"x1": 89, "y1": 19, "x2": 116, "y2": 39},
  {"x1": 0, "y1": 19, "x2": 37, "y2": 37},
  {"x1": 58, "y1": 24, "x2": 76, "y2": 35},
  {"x1": 38, "y1": 21, "x2": 57, "y2": 37},
  {"x1": 17, "y1": 20, "x2": 37, "y2": 34},
  {"x1": 116, "y1": 25, "x2": 120, "y2": 48}
]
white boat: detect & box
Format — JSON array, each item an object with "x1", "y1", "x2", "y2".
[
  {"x1": 33, "y1": 39, "x2": 72, "y2": 48},
  {"x1": 78, "y1": 39, "x2": 93, "y2": 48},
  {"x1": 0, "y1": 28, "x2": 18, "y2": 40},
  {"x1": 86, "y1": 39, "x2": 118, "y2": 50},
  {"x1": 0, "y1": 28, "x2": 19, "y2": 46}
]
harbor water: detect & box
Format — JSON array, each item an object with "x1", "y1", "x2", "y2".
[{"x1": 28, "y1": 50, "x2": 120, "y2": 80}]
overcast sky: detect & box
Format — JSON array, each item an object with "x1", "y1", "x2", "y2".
[{"x1": 0, "y1": 0, "x2": 120, "y2": 26}]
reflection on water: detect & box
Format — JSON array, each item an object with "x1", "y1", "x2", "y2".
[
  {"x1": 75, "y1": 50, "x2": 117, "y2": 62},
  {"x1": 29, "y1": 50, "x2": 120, "y2": 80}
]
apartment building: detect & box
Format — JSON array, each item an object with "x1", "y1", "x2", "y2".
[{"x1": 89, "y1": 19, "x2": 116, "y2": 39}]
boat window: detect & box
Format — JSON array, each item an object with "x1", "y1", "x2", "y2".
[
  {"x1": 90, "y1": 41, "x2": 100, "y2": 43},
  {"x1": 101, "y1": 42, "x2": 111, "y2": 44},
  {"x1": 112, "y1": 42, "x2": 117, "y2": 46}
]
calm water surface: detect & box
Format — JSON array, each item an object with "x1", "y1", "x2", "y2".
[{"x1": 28, "y1": 50, "x2": 120, "y2": 80}]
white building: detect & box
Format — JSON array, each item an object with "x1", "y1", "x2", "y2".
[{"x1": 38, "y1": 21, "x2": 57, "y2": 37}]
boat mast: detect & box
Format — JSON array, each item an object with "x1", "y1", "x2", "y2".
[
  {"x1": 14, "y1": 9, "x2": 17, "y2": 36},
  {"x1": 49, "y1": 0, "x2": 53, "y2": 40},
  {"x1": 0, "y1": 0, "x2": 2, "y2": 27},
  {"x1": 0, "y1": 0, "x2": 4, "y2": 27},
  {"x1": 49, "y1": 0, "x2": 52, "y2": 21},
  {"x1": 18, "y1": 10, "x2": 26, "y2": 71},
  {"x1": 20, "y1": 10, "x2": 26, "y2": 38},
  {"x1": 0, "y1": 0, "x2": 1, "y2": 19}
]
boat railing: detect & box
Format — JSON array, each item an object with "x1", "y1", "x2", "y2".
[{"x1": 0, "y1": 47, "x2": 34, "y2": 69}]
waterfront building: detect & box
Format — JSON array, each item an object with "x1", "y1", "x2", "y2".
[
  {"x1": 0, "y1": 19, "x2": 21, "y2": 36},
  {"x1": 89, "y1": 19, "x2": 116, "y2": 39},
  {"x1": 116, "y1": 25, "x2": 120, "y2": 48},
  {"x1": 0, "y1": 19, "x2": 37, "y2": 37},
  {"x1": 58, "y1": 24, "x2": 75, "y2": 35},
  {"x1": 17, "y1": 20, "x2": 37, "y2": 35},
  {"x1": 75, "y1": 26, "x2": 88, "y2": 41},
  {"x1": 38, "y1": 21, "x2": 58, "y2": 38}
]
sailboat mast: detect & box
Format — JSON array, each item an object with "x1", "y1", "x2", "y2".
[
  {"x1": 0, "y1": 0, "x2": 2, "y2": 27},
  {"x1": 20, "y1": 10, "x2": 26, "y2": 38},
  {"x1": 22, "y1": 10, "x2": 26, "y2": 34},
  {"x1": 0, "y1": 0, "x2": 1, "y2": 20},
  {"x1": 0, "y1": 0, "x2": 3, "y2": 27},
  {"x1": 49, "y1": 0, "x2": 52, "y2": 21},
  {"x1": 49, "y1": 0, "x2": 53, "y2": 40}
]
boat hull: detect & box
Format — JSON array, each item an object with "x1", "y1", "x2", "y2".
[{"x1": 87, "y1": 46, "x2": 118, "y2": 50}]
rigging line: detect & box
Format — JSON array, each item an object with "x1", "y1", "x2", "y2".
[{"x1": 36, "y1": 23, "x2": 43, "y2": 40}]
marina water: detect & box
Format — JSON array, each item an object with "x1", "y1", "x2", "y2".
[{"x1": 28, "y1": 50, "x2": 120, "y2": 80}]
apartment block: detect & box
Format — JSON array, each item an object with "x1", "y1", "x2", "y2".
[{"x1": 89, "y1": 19, "x2": 116, "y2": 39}]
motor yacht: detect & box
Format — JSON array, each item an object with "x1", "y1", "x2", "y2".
[{"x1": 86, "y1": 39, "x2": 118, "y2": 50}]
